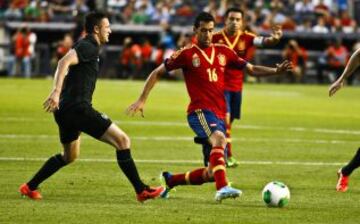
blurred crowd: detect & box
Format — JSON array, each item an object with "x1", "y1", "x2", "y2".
[
  {"x1": 1, "y1": 0, "x2": 359, "y2": 83},
  {"x1": 0, "y1": 0, "x2": 358, "y2": 34}
]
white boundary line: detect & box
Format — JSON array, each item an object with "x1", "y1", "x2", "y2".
[
  {"x1": 2, "y1": 118, "x2": 360, "y2": 135},
  {"x1": 0, "y1": 134, "x2": 357, "y2": 144},
  {"x1": 0, "y1": 157, "x2": 345, "y2": 166}
]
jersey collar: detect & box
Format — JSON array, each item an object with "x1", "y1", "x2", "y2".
[
  {"x1": 221, "y1": 29, "x2": 242, "y2": 49},
  {"x1": 193, "y1": 44, "x2": 215, "y2": 65}
]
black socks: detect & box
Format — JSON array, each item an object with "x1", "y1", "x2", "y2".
[
  {"x1": 342, "y1": 148, "x2": 360, "y2": 176},
  {"x1": 116, "y1": 149, "x2": 146, "y2": 194},
  {"x1": 27, "y1": 154, "x2": 67, "y2": 191}
]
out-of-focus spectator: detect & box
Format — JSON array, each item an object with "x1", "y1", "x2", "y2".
[
  {"x1": 282, "y1": 39, "x2": 308, "y2": 83},
  {"x1": 338, "y1": 10, "x2": 357, "y2": 33},
  {"x1": 296, "y1": 18, "x2": 312, "y2": 32},
  {"x1": 24, "y1": 0, "x2": 41, "y2": 21},
  {"x1": 312, "y1": 16, "x2": 329, "y2": 33},
  {"x1": 150, "y1": 1, "x2": 170, "y2": 24},
  {"x1": 9, "y1": 26, "x2": 35, "y2": 78},
  {"x1": 118, "y1": 37, "x2": 133, "y2": 79},
  {"x1": 49, "y1": 0, "x2": 74, "y2": 22},
  {"x1": 317, "y1": 39, "x2": 349, "y2": 84},
  {"x1": 51, "y1": 33, "x2": 73, "y2": 71},
  {"x1": 4, "y1": 0, "x2": 28, "y2": 21},
  {"x1": 314, "y1": 0, "x2": 330, "y2": 17},
  {"x1": 118, "y1": 37, "x2": 142, "y2": 79},
  {"x1": 139, "y1": 38, "x2": 153, "y2": 78},
  {"x1": 107, "y1": 0, "x2": 127, "y2": 22},
  {"x1": 294, "y1": 0, "x2": 314, "y2": 22},
  {"x1": 71, "y1": 0, "x2": 89, "y2": 17},
  {"x1": 131, "y1": 3, "x2": 149, "y2": 24}
]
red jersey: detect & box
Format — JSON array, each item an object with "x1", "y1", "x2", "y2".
[
  {"x1": 164, "y1": 44, "x2": 247, "y2": 119},
  {"x1": 212, "y1": 30, "x2": 258, "y2": 91}
]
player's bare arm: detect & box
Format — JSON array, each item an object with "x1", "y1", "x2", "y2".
[
  {"x1": 263, "y1": 24, "x2": 283, "y2": 46},
  {"x1": 245, "y1": 60, "x2": 293, "y2": 77},
  {"x1": 43, "y1": 49, "x2": 79, "y2": 113},
  {"x1": 126, "y1": 64, "x2": 167, "y2": 117},
  {"x1": 329, "y1": 48, "x2": 360, "y2": 97}
]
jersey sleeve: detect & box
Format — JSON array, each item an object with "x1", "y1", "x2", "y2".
[
  {"x1": 225, "y1": 47, "x2": 248, "y2": 70},
  {"x1": 164, "y1": 48, "x2": 187, "y2": 72},
  {"x1": 74, "y1": 41, "x2": 98, "y2": 63}
]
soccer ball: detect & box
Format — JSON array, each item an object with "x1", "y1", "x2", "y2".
[{"x1": 262, "y1": 181, "x2": 290, "y2": 207}]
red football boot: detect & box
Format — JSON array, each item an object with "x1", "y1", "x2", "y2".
[
  {"x1": 136, "y1": 186, "x2": 164, "y2": 202},
  {"x1": 19, "y1": 183, "x2": 42, "y2": 200},
  {"x1": 336, "y1": 169, "x2": 349, "y2": 192}
]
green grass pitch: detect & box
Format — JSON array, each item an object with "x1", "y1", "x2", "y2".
[{"x1": 1, "y1": 78, "x2": 360, "y2": 223}]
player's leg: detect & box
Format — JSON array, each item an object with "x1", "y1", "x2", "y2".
[
  {"x1": 20, "y1": 138, "x2": 80, "y2": 200},
  {"x1": 226, "y1": 91, "x2": 242, "y2": 167},
  {"x1": 336, "y1": 147, "x2": 360, "y2": 192},
  {"x1": 20, "y1": 109, "x2": 81, "y2": 200},
  {"x1": 99, "y1": 123, "x2": 164, "y2": 202}
]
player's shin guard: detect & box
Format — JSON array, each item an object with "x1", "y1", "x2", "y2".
[
  {"x1": 209, "y1": 147, "x2": 228, "y2": 190},
  {"x1": 116, "y1": 149, "x2": 146, "y2": 194},
  {"x1": 342, "y1": 147, "x2": 360, "y2": 176},
  {"x1": 27, "y1": 154, "x2": 67, "y2": 191},
  {"x1": 166, "y1": 168, "x2": 213, "y2": 188}
]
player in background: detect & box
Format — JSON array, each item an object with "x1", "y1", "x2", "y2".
[
  {"x1": 127, "y1": 12, "x2": 292, "y2": 202},
  {"x1": 19, "y1": 12, "x2": 163, "y2": 202},
  {"x1": 205, "y1": 8, "x2": 283, "y2": 167},
  {"x1": 329, "y1": 47, "x2": 360, "y2": 192}
]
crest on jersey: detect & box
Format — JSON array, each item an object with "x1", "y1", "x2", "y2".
[
  {"x1": 237, "y1": 41, "x2": 245, "y2": 51},
  {"x1": 192, "y1": 53, "x2": 200, "y2": 67},
  {"x1": 218, "y1": 39, "x2": 224, "y2": 44},
  {"x1": 217, "y1": 54, "x2": 226, "y2": 66}
]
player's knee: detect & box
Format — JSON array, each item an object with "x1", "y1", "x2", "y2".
[
  {"x1": 114, "y1": 133, "x2": 131, "y2": 150},
  {"x1": 210, "y1": 131, "x2": 227, "y2": 148}
]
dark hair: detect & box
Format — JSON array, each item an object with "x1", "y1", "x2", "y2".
[
  {"x1": 224, "y1": 8, "x2": 244, "y2": 19},
  {"x1": 194, "y1": 12, "x2": 215, "y2": 28},
  {"x1": 84, "y1": 11, "x2": 107, "y2": 34}
]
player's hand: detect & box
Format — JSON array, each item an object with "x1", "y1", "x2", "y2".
[
  {"x1": 329, "y1": 79, "x2": 344, "y2": 97},
  {"x1": 43, "y1": 89, "x2": 60, "y2": 113},
  {"x1": 275, "y1": 60, "x2": 293, "y2": 74},
  {"x1": 271, "y1": 24, "x2": 283, "y2": 41},
  {"x1": 126, "y1": 100, "x2": 145, "y2": 117}
]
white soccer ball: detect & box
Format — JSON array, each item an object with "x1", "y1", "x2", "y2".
[{"x1": 262, "y1": 181, "x2": 290, "y2": 207}]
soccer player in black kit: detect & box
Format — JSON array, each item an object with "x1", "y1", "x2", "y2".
[{"x1": 19, "y1": 12, "x2": 164, "y2": 202}]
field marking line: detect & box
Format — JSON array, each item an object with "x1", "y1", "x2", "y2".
[
  {"x1": 2, "y1": 117, "x2": 360, "y2": 135},
  {"x1": 0, "y1": 134, "x2": 357, "y2": 144},
  {"x1": 0, "y1": 157, "x2": 345, "y2": 166}
]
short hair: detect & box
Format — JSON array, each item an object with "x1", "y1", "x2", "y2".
[
  {"x1": 194, "y1": 12, "x2": 215, "y2": 28},
  {"x1": 84, "y1": 11, "x2": 108, "y2": 34},
  {"x1": 224, "y1": 8, "x2": 244, "y2": 19}
]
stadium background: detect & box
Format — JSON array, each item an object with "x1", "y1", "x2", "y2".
[{"x1": 0, "y1": 0, "x2": 359, "y2": 83}]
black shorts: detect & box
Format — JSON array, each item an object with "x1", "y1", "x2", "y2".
[{"x1": 54, "y1": 103, "x2": 112, "y2": 144}]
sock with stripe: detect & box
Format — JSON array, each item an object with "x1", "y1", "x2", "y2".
[
  {"x1": 342, "y1": 148, "x2": 360, "y2": 176},
  {"x1": 27, "y1": 154, "x2": 67, "y2": 191},
  {"x1": 167, "y1": 168, "x2": 213, "y2": 188},
  {"x1": 209, "y1": 146, "x2": 228, "y2": 190}
]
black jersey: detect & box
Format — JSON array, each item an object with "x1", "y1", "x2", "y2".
[{"x1": 59, "y1": 35, "x2": 100, "y2": 110}]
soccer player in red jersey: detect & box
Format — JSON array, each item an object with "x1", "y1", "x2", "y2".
[
  {"x1": 210, "y1": 8, "x2": 283, "y2": 167},
  {"x1": 127, "y1": 12, "x2": 291, "y2": 202},
  {"x1": 329, "y1": 48, "x2": 360, "y2": 192}
]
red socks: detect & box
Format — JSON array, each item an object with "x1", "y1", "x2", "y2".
[
  {"x1": 167, "y1": 168, "x2": 213, "y2": 188},
  {"x1": 209, "y1": 146, "x2": 228, "y2": 190}
]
